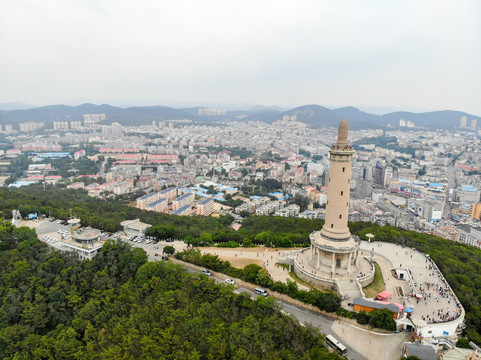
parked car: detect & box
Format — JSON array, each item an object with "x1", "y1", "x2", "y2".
[
  {"x1": 201, "y1": 269, "x2": 212, "y2": 276},
  {"x1": 224, "y1": 278, "x2": 235, "y2": 285}
]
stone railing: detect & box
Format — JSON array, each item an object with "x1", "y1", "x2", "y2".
[
  {"x1": 293, "y1": 249, "x2": 344, "y2": 297},
  {"x1": 277, "y1": 256, "x2": 295, "y2": 267},
  {"x1": 357, "y1": 255, "x2": 375, "y2": 287}
]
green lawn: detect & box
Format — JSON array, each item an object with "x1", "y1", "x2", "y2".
[{"x1": 362, "y1": 262, "x2": 384, "y2": 298}]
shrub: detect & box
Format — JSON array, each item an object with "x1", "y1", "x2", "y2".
[
  {"x1": 271, "y1": 281, "x2": 289, "y2": 294},
  {"x1": 217, "y1": 241, "x2": 240, "y2": 248},
  {"x1": 256, "y1": 268, "x2": 274, "y2": 287},
  {"x1": 163, "y1": 245, "x2": 175, "y2": 255},
  {"x1": 242, "y1": 264, "x2": 263, "y2": 283},
  {"x1": 199, "y1": 253, "x2": 230, "y2": 272},
  {"x1": 356, "y1": 311, "x2": 370, "y2": 325},
  {"x1": 174, "y1": 248, "x2": 202, "y2": 264},
  {"x1": 456, "y1": 337, "x2": 470, "y2": 348},
  {"x1": 368, "y1": 309, "x2": 396, "y2": 331},
  {"x1": 225, "y1": 266, "x2": 244, "y2": 279},
  {"x1": 336, "y1": 308, "x2": 355, "y2": 319},
  {"x1": 242, "y1": 238, "x2": 254, "y2": 247},
  {"x1": 286, "y1": 279, "x2": 299, "y2": 298}
]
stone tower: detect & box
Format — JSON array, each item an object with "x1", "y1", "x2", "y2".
[
  {"x1": 321, "y1": 119, "x2": 353, "y2": 241},
  {"x1": 307, "y1": 119, "x2": 360, "y2": 275}
]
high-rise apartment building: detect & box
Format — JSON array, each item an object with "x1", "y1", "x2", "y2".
[
  {"x1": 53, "y1": 121, "x2": 69, "y2": 131},
  {"x1": 19, "y1": 122, "x2": 44, "y2": 132},
  {"x1": 83, "y1": 113, "x2": 106, "y2": 128},
  {"x1": 70, "y1": 121, "x2": 82, "y2": 129}
]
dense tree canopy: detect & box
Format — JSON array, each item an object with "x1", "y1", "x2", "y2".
[
  {"x1": 0, "y1": 224, "x2": 342, "y2": 359},
  {"x1": 290, "y1": 194, "x2": 310, "y2": 212},
  {"x1": 175, "y1": 249, "x2": 342, "y2": 315},
  {"x1": 0, "y1": 186, "x2": 234, "y2": 235}
]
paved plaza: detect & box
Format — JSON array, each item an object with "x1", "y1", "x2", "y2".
[
  {"x1": 361, "y1": 241, "x2": 463, "y2": 326},
  {"x1": 198, "y1": 246, "x2": 312, "y2": 290}
]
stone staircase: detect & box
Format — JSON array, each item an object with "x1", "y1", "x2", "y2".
[{"x1": 338, "y1": 279, "x2": 363, "y2": 301}]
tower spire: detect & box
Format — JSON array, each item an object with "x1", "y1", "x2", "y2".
[{"x1": 336, "y1": 119, "x2": 349, "y2": 148}]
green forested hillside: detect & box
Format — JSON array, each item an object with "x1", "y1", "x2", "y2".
[
  {"x1": 0, "y1": 186, "x2": 320, "y2": 246},
  {"x1": 0, "y1": 186, "x2": 232, "y2": 235},
  {"x1": 0, "y1": 224, "x2": 341, "y2": 359},
  {"x1": 0, "y1": 185, "x2": 480, "y2": 344}
]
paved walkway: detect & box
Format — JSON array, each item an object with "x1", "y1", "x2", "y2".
[
  {"x1": 357, "y1": 247, "x2": 409, "y2": 300},
  {"x1": 331, "y1": 320, "x2": 410, "y2": 360},
  {"x1": 360, "y1": 241, "x2": 462, "y2": 325}
]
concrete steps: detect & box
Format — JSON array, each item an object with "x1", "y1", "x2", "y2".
[{"x1": 339, "y1": 279, "x2": 363, "y2": 301}]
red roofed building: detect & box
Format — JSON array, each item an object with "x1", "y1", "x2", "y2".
[
  {"x1": 78, "y1": 174, "x2": 100, "y2": 178},
  {"x1": 74, "y1": 149, "x2": 86, "y2": 160},
  {"x1": 113, "y1": 160, "x2": 137, "y2": 165},
  {"x1": 6, "y1": 149, "x2": 21, "y2": 158},
  {"x1": 115, "y1": 154, "x2": 142, "y2": 161},
  {"x1": 99, "y1": 148, "x2": 124, "y2": 153},
  {"x1": 45, "y1": 175, "x2": 62, "y2": 184},
  {"x1": 68, "y1": 182, "x2": 85, "y2": 189},
  {"x1": 146, "y1": 154, "x2": 179, "y2": 164}
]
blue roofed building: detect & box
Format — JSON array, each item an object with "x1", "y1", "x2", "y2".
[
  {"x1": 172, "y1": 192, "x2": 195, "y2": 211},
  {"x1": 456, "y1": 185, "x2": 480, "y2": 203},
  {"x1": 145, "y1": 198, "x2": 168, "y2": 213},
  {"x1": 159, "y1": 187, "x2": 177, "y2": 201},
  {"x1": 136, "y1": 192, "x2": 161, "y2": 210},
  {"x1": 197, "y1": 198, "x2": 214, "y2": 216},
  {"x1": 172, "y1": 205, "x2": 192, "y2": 216},
  {"x1": 37, "y1": 152, "x2": 71, "y2": 159}
]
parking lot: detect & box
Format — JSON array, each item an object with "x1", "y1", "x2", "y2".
[{"x1": 19, "y1": 218, "x2": 112, "y2": 246}]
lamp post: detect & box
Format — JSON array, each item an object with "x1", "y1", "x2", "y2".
[{"x1": 366, "y1": 233, "x2": 375, "y2": 261}]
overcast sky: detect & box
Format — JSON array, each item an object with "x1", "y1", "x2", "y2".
[{"x1": 1, "y1": 0, "x2": 480, "y2": 114}]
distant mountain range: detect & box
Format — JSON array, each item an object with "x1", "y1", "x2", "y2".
[
  {"x1": 0, "y1": 102, "x2": 36, "y2": 111},
  {"x1": 0, "y1": 103, "x2": 479, "y2": 130}
]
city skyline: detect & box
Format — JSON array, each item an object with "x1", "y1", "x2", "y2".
[{"x1": 1, "y1": 0, "x2": 480, "y2": 114}]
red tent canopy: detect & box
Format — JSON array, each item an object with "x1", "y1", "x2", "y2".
[{"x1": 377, "y1": 291, "x2": 392, "y2": 299}]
